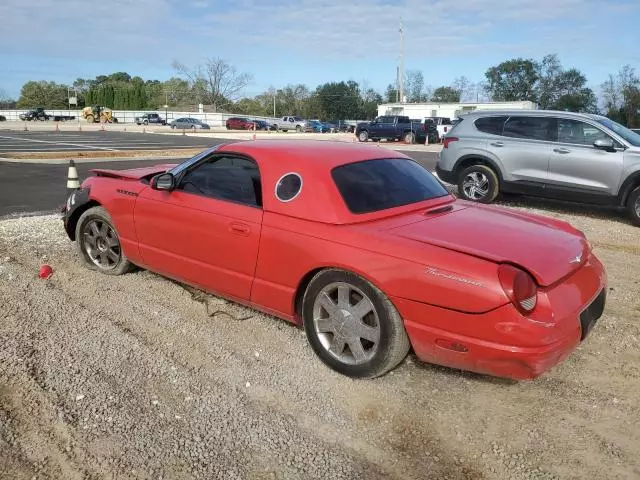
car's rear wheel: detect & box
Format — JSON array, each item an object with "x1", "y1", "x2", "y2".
[
  {"x1": 302, "y1": 269, "x2": 410, "y2": 378},
  {"x1": 76, "y1": 206, "x2": 134, "y2": 275},
  {"x1": 627, "y1": 185, "x2": 640, "y2": 227},
  {"x1": 358, "y1": 130, "x2": 368, "y2": 142},
  {"x1": 457, "y1": 164, "x2": 500, "y2": 203},
  {"x1": 296, "y1": 125, "x2": 303, "y2": 132}
]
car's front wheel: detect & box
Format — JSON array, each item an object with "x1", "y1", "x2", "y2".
[
  {"x1": 76, "y1": 206, "x2": 134, "y2": 275},
  {"x1": 302, "y1": 269, "x2": 410, "y2": 378},
  {"x1": 627, "y1": 185, "x2": 640, "y2": 227},
  {"x1": 358, "y1": 130, "x2": 368, "y2": 142},
  {"x1": 457, "y1": 164, "x2": 500, "y2": 203}
]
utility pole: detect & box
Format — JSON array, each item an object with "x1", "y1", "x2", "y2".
[{"x1": 398, "y1": 18, "x2": 405, "y2": 104}]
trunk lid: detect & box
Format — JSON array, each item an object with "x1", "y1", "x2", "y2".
[{"x1": 389, "y1": 204, "x2": 587, "y2": 286}]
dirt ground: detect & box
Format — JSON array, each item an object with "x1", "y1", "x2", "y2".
[{"x1": 0, "y1": 197, "x2": 639, "y2": 480}]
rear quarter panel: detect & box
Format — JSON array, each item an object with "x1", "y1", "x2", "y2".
[{"x1": 250, "y1": 212, "x2": 509, "y2": 322}]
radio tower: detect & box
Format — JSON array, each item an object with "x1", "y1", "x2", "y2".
[{"x1": 398, "y1": 18, "x2": 405, "y2": 103}]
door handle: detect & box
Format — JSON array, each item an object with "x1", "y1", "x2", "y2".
[
  {"x1": 229, "y1": 222, "x2": 250, "y2": 235},
  {"x1": 490, "y1": 142, "x2": 504, "y2": 147},
  {"x1": 554, "y1": 148, "x2": 570, "y2": 154}
]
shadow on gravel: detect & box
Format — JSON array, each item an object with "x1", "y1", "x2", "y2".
[{"x1": 408, "y1": 354, "x2": 518, "y2": 386}]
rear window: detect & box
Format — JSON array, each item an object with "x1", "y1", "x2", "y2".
[
  {"x1": 332, "y1": 159, "x2": 448, "y2": 214},
  {"x1": 474, "y1": 116, "x2": 507, "y2": 135}
]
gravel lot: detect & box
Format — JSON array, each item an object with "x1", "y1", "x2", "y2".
[{"x1": 1, "y1": 197, "x2": 639, "y2": 480}]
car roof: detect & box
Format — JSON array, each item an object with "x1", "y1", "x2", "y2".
[
  {"x1": 459, "y1": 109, "x2": 602, "y2": 121},
  {"x1": 216, "y1": 140, "x2": 413, "y2": 224}
]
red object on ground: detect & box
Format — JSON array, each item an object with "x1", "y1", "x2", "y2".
[
  {"x1": 39, "y1": 264, "x2": 53, "y2": 279},
  {"x1": 63, "y1": 140, "x2": 607, "y2": 380}
]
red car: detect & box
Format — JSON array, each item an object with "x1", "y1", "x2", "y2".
[
  {"x1": 226, "y1": 117, "x2": 256, "y2": 130},
  {"x1": 62, "y1": 140, "x2": 607, "y2": 380}
]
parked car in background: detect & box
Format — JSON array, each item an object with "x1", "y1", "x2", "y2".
[
  {"x1": 271, "y1": 116, "x2": 307, "y2": 132},
  {"x1": 19, "y1": 108, "x2": 50, "y2": 121},
  {"x1": 226, "y1": 117, "x2": 256, "y2": 130},
  {"x1": 169, "y1": 118, "x2": 210, "y2": 130},
  {"x1": 424, "y1": 116, "x2": 454, "y2": 139},
  {"x1": 328, "y1": 120, "x2": 356, "y2": 133},
  {"x1": 252, "y1": 120, "x2": 273, "y2": 131},
  {"x1": 62, "y1": 140, "x2": 607, "y2": 381},
  {"x1": 135, "y1": 113, "x2": 166, "y2": 126},
  {"x1": 355, "y1": 115, "x2": 426, "y2": 144},
  {"x1": 304, "y1": 120, "x2": 329, "y2": 133},
  {"x1": 0, "y1": 115, "x2": 6, "y2": 121},
  {"x1": 436, "y1": 110, "x2": 640, "y2": 226}
]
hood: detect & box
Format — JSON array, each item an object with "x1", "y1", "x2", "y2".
[
  {"x1": 89, "y1": 163, "x2": 178, "y2": 181},
  {"x1": 389, "y1": 203, "x2": 588, "y2": 287}
]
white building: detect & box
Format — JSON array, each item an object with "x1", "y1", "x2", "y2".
[{"x1": 377, "y1": 100, "x2": 537, "y2": 121}]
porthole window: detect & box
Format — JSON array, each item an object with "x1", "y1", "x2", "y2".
[{"x1": 275, "y1": 173, "x2": 303, "y2": 202}]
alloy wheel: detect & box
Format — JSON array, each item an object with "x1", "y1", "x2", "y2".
[
  {"x1": 312, "y1": 282, "x2": 381, "y2": 365},
  {"x1": 462, "y1": 171, "x2": 490, "y2": 200},
  {"x1": 82, "y1": 219, "x2": 121, "y2": 270}
]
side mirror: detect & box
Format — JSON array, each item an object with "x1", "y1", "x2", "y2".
[
  {"x1": 593, "y1": 138, "x2": 615, "y2": 151},
  {"x1": 151, "y1": 172, "x2": 175, "y2": 191}
]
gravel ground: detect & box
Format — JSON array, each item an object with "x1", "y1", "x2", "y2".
[{"x1": 0, "y1": 196, "x2": 639, "y2": 480}]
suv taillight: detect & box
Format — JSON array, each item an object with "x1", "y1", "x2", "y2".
[
  {"x1": 498, "y1": 264, "x2": 537, "y2": 315},
  {"x1": 442, "y1": 137, "x2": 458, "y2": 148}
]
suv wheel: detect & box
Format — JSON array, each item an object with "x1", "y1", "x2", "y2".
[
  {"x1": 458, "y1": 164, "x2": 499, "y2": 203},
  {"x1": 627, "y1": 186, "x2": 640, "y2": 227}
]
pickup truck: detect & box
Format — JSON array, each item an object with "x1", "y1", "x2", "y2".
[
  {"x1": 355, "y1": 115, "x2": 426, "y2": 144},
  {"x1": 424, "y1": 116, "x2": 454, "y2": 140},
  {"x1": 270, "y1": 116, "x2": 307, "y2": 132},
  {"x1": 135, "y1": 113, "x2": 167, "y2": 125}
]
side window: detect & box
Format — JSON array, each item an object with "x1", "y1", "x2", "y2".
[
  {"x1": 177, "y1": 156, "x2": 262, "y2": 207},
  {"x1": 475, "y1": 116, "x2": 508, "y2": 135},
  {"x1": 379, "y1": 116, "x2": 393, "y2": 124},
  {"x1": 503, "y1": 116, "x2": 554, "y2": 141},
  {"x1": 557, "y1": 119, "x2": 612, "y2": 146}
]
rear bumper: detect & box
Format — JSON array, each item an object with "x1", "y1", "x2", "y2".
[{"x1": 393, "y1": 253, "x2": 607, "y2": 380}]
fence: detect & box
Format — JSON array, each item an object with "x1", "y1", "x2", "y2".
[{"x1": 0, "y1": 109, "x2": 365, "y2": 128}]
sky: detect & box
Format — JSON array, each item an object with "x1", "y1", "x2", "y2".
[{"x1": 0, "y1": 0, "x2": 639, "y2": 100}]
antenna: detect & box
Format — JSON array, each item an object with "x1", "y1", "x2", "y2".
[{"x1": 399, "y1": 18, "x2": 405, "y2": 103}]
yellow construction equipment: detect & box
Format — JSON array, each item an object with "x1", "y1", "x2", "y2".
[{"x1": 82, "y1": 106, "x2": 117, "y2": 123}]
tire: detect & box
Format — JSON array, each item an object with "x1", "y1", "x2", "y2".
[
  {"x1": 302, "y1": 269, "x2": 410, "y2": 379},
  {"x1": 86, "y1": 115, "x2": 94, "y2": 123},
  {"x1": 627, "y1": 185, "x2": 640, "y2": 227},
  {"x1": 143, "y1": 120, "x2": 149, "y2": 125},
  {"x1": 457, "y1": 164, "x2": 500, "y2": 204},
  {"x1": 358, "y1": 130, "x2": 368, "y2": 142},
  {"x1": 171, "y1": 125, "x2": 175, "y2": 129},
  {"x1": 191, "y1": 125, "x2": 196, "y2": 131},
  {"x1": 296, "y1": 125, "x2": 303, "y2": 132},
  {"x1": 75, "y1": 206, "x2": 134, "y2": 276},
  {"x1": 404, "y1": 131, "x2": 415, "y2": 144}
]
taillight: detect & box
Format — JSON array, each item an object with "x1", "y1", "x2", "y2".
[
  {"x1": 498, "y1": 264, "x2": 537, "y2": 315},
  {"x1": 442, "y1": 137, "x2": 458, "y2": 148}
]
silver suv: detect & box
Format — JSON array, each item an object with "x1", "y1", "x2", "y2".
[{"x1": 436, "y1": 110, "x2": 640, "y2": 226}]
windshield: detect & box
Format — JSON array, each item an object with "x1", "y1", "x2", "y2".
[
  {"x1": 594, "y1": 117, "x2": 640, "y2": 147},
  {"x1": 332, "y1": 158, "x2": 449, "y2": 214}
]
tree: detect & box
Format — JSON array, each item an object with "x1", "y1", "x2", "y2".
[
  {"x1": 315, "y1": 81, "x2": 360, "y2": 120},
  {"x1": 601, "y1": 65, "x2": 640, "y2": 125},
  {"x1": 484, "y1": 58, "x2": 539, "y2": 102},
  {"x1": 0, "y1": 88, "x2": 16, "y2": 108},
  {"x1": 431, "y1": 86, "x2": 461, "y2": 103},
  {"x1": 405, "y1": 70, "x2": 424, "y2": 102},
  {"x1": 385, "y1": 84, "x2": 399, "y2": 103},
  {"x1": 451, "y1": 76, "x2": 471, "y2": 101},
  {"x1": 16, "y1": 81, "x2": 69, "y2": 108},
  {"x1": 172, "y1": 57, "x2": 252, "y2": 111},
  {"x1": 535, "y1": 54, "x2": 596, "y2": 112}
]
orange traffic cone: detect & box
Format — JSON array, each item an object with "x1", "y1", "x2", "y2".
[{"x1": 23, "y1": 123, "x2": 28, "y2": 131}]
